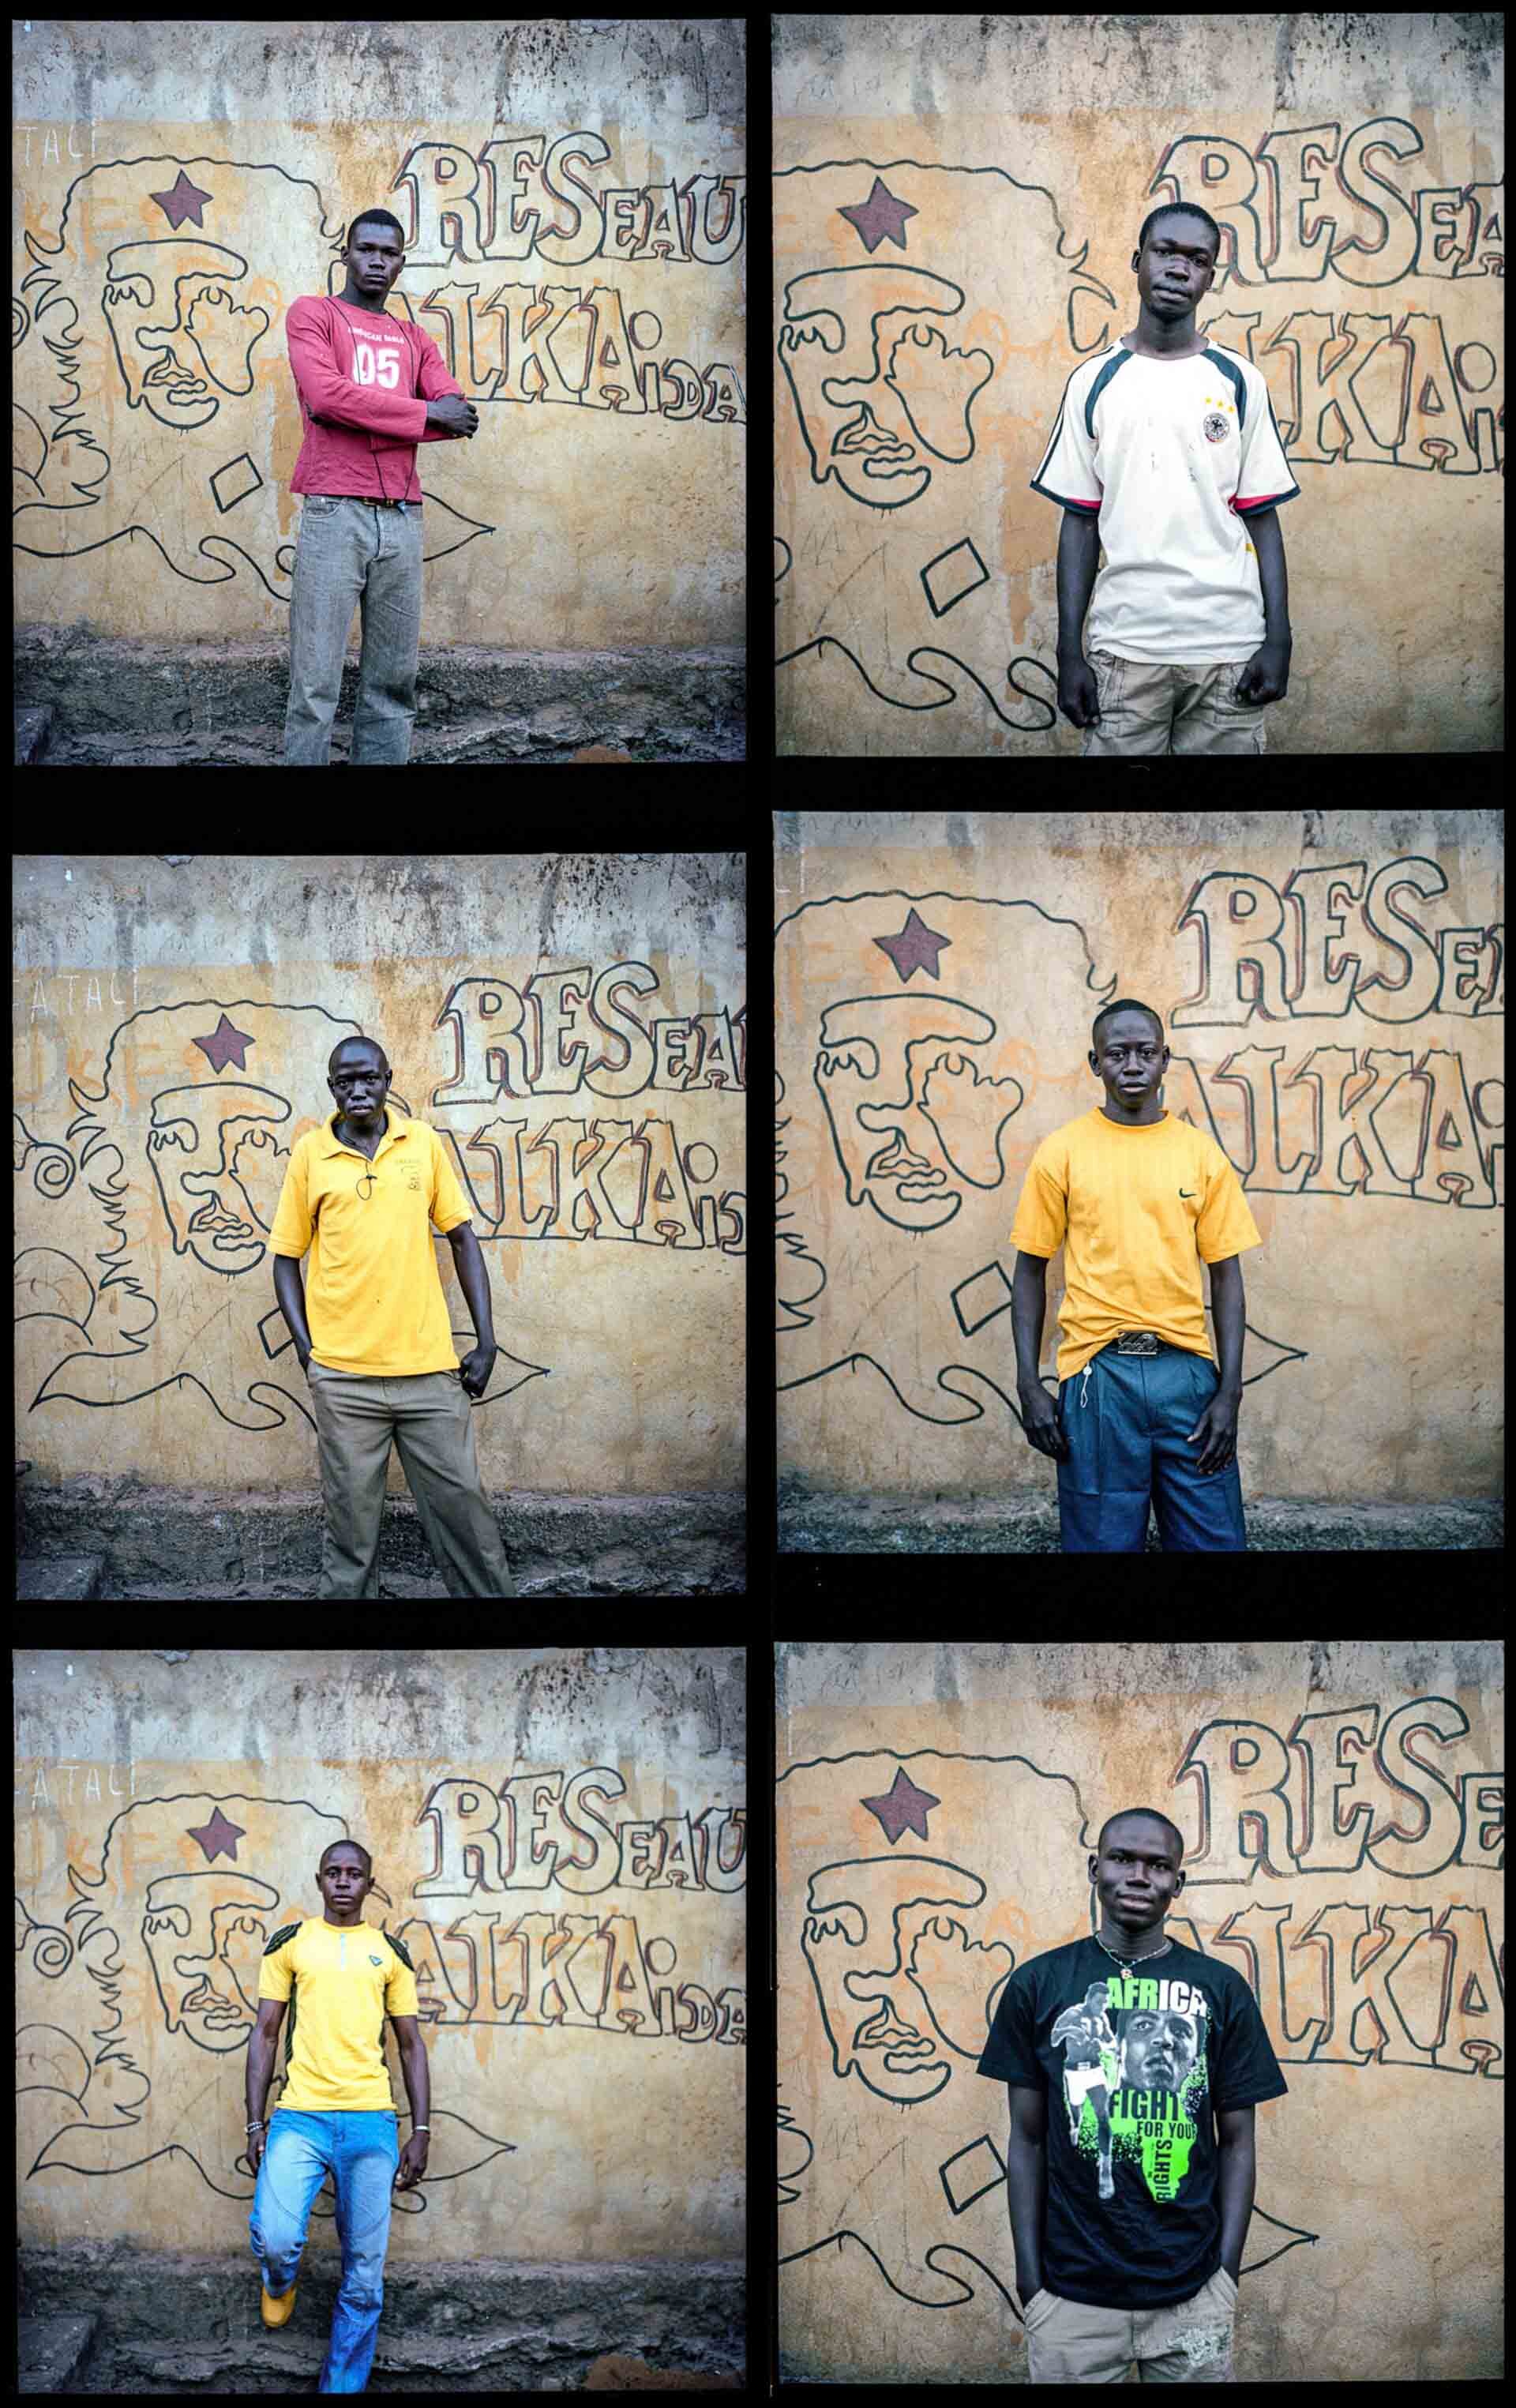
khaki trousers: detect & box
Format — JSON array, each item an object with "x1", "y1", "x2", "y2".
[
  {"x1": 1024, "y1": 2265, "x2": 1240, "y2": 2382},
  {"x1": 1080, "y1": 651, "x2": 1267, "y2": 755},
  {"x1": 307, "y1": 1362, "x2": 517, "y2": 1598}
]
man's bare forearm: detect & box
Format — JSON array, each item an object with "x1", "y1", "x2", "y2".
[
  {"x1": 1210, "y1": 1269, "x2": 1245, "y2": 1399},
  {"x1": 448, "y1": 1227, "x2": 496, "y2": 1346},
  {"x1": 1011, "y1": 1269, "x2": 1049, "y2": 1397},
  {"x1": 1217, "y1": 2135, "x2": 1255, "y2": 2276},
  {"x1": 246, "y1": 2031, "x2": 276, "y2": 2128},
  {"x1": 1056, "y1": 513, "x2": 1101, "y2": 661},
  {"x1": 272, "y1": 1256, "x2": 312, "y2": 1354},
  {"x1": 1250, "y1": 512, "x2": 1291, "y2": 645},
  {"x1": 1004, "y1": 2128, "x2": 1046, "y2": 2300},
  {"x1": 400, "y1": 2040, "x2": 430, "y2": 2132}
]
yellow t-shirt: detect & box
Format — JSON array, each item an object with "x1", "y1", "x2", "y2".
[
  {"x1": 1010, "y1": 1106, "x2": 1263, "y2": 1384},
  {"x1": 268, "y1": 1106, "x2": 475, "y2": 1375},
  {"x1": 257, "y1": 1914, "x2": 420, "y2": 2115}
]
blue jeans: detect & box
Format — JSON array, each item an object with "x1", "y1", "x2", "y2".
[
  {"x1": 1056, "y1": 1341, "x2": 1248, "y2": 1552},
  {"x1": 249, "y1": 2108, "x2": 400, "y2": 2392}
]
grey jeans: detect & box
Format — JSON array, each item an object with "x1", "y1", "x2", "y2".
[{"x1": 284, "y1": 494, "x2": 424, "y2": 764}]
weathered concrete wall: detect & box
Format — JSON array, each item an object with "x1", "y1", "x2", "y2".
[
  {"x1": 775, "y1": 811, "x2": 1503, "y2": 1523},
  {"x1": 777, "y1": 1640, "x2": 1504, "y2": 2383},
  {"x1": 16, "y1": 855, "x2": 745, "y2": 1568},
  {"x1": 17, "y1": 1648, "x2": 746, "y2": 2293},
  {"x1": 774, "y1": 13, "x2": 1503, "y2": 754},
  {"x1": 14, "y1": 21, "x2": 745, "y2": 761}
]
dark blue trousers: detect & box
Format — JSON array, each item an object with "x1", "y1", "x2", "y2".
[{"x1": 1056, "y1": 1341, "x2": 1248, "y2": 1552}]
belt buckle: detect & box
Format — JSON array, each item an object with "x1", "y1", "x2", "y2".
[{"x1": 1116, "y1": 1331, "x2": 1159, "y2": 1356}]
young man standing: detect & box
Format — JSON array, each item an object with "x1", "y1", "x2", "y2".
[
  {"x1": 269, "y1": 1035, "x2": 520, "y2": 1597},
  {"x1": 246, "y1": 1840, "x2": 430, "y2": 2392},
  {"x1": 1010, "y1": 1001, "x2": 1261, "y2": 1551},
  {"x1": 978, "y1": 1808, "x2": 1288, "y2": 2383},
  {"x1": 283, "y1": 209, "x2": 480, "y2": 764},
  {"x1": 1032, "y1": 201, "x2": 1298, "y2": 753}
]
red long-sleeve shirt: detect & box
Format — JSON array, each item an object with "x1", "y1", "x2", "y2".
[{"x1": 286, "y1": 293, "x2": 467, "y2": 505}]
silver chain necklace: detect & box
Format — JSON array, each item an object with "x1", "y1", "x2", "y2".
[{"x1": 1093, "y1": 1925, "x2": 1172, "y2": 1967}]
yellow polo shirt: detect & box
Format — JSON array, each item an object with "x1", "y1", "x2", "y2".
[
  {"x1": 1011, "y1": 1106, "x2": 1263, "y2": 1383},
  {"x1": 257, "y1": 1914, "x2": 420, "y2": 2115},
  {"x1": 269, "y1": 1106, "x2": 474, "y2": 1375}
]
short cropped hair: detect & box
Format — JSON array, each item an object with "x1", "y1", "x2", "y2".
[
  {"x1": 1137, "y1": 202, "x2": 1221, "y2": 265},
  {"x1": 347, "y1": 208, "x2": 405, "y2": 254},
  {"x1": 1096, "y1": 1809, "x2": 1184, "y2": 1866},
  {"x1": 1091, "y1": 998, "x2": 1165, "y2": 1054},
  {"x1": 328, "y1": 1039, "x2": 389, "y2": 1079},
  {"x1": 319, "y1": 1839, "x2": 373, "y2": 1877}
]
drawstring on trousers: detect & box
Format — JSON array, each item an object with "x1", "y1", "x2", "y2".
[{"x1": 1079, "y1": 1362, "x2": 1092, "y2": 1411}]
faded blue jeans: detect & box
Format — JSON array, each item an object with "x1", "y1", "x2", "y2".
[
  {"x1": 249, "y1": 2107, "x2": 400, "y2": 2392},
  {"x1": 284, "y1": 494, "x2": 424, "y2": 764}
]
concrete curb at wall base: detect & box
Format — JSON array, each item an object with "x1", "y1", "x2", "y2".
[
  {"x1": 18, "y1": 2243, "x2": 745, "y2": 2394},
  {"x1": 14, "y1": 631, "x2": 745, "y2": 764},
  {"x1": 15, "y1": 1476, "x2": 746, "y2": 1596},
  {"x1": 779, "y1": 1488, "x2": 1503, "y2": 1553}
]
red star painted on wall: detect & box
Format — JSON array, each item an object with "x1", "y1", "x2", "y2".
[
  {"x1": 186, "y1": 1805, "x2": 248, "y2": 1863},
  {"x1": 874, "y1": 906, "x2": 951, "y2": 983},
  {"x1": 193, "y1": 1012, "x2": 256, "y2": 1073},
  {"x1": 861, "y1": 1766, "x2": 942, "y2": 1843},
  {"x1": 148, "y1": 169, "x2": 216, "y2": 231},
  {"x1": 839, "y1": 175, "x2": 920, "y2": 255}
]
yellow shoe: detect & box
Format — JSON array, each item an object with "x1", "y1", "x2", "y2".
[{"x1": 261, "y1": 2278, "x2": 298, "y2": 2328}]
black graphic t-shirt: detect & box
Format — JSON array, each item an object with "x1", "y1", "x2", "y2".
[{"x1": 977, "y1": 1935, "x2": 1288, "y2": 2310}]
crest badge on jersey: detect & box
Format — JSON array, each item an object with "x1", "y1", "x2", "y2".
[{"x1": 1202, "y1": 410, "x2": 1230, "y2": 444}]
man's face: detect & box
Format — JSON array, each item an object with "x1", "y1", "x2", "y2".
[
  {"x1": 1088, "y1": 1822, "x2": 1184, "y2": 1934},
  {"x1": 1088, "y1": 1012, "x2": 1169, "y2": 1112},
  {"x1": 345, "y1": 226, "x2": 403, "y2": 300},
  {"x1": 1131, "y1": 223, "x2": 1217, "y2": 317},
  {"x1": 317, "y1": 1850, "x2": 373, "y2": 1922},
  {"x1": 1122, "y1": 2008, "x2": 1199, "y2": 2094},
  {"x1": 328, "y1": 1050, "x2": 390, "y2": 1129}
]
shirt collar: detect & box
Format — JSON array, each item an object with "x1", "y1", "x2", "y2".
[{"x1": 324, "y1": 1106, "x2": 403, "y2": 1155}]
